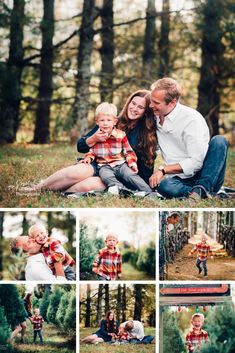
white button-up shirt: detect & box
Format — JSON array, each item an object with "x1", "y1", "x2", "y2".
[
  {"x1": 156, "y1": 102, "x2": 210, "y2": 178},
  {"x1": 25, "y1": 253, "x2": 57, "y2": 280}
]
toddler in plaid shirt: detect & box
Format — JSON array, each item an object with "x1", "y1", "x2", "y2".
[
  {"x1": 80, "y1": 102, "x2": 152, "y2": 195},
  {"x1": 186, "y1": 313, "x2": 209, "y2": 352},
  {"x1": 28, "y1": 224, "x2": 76, "y2": 280},
  {"x1": 92, "y1": 233, "x2": 122, "y2": 280},
  {"x1": 188, "y1": 235, "x2": 213, "y2": 276},
  {"x1": 30, "y1": 308, "x2": 44, "y2": 345}
]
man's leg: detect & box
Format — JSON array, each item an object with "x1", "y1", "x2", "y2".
[
  {"x1": 98, "y1": 165, "x2": 124, "y2": 188},
  {"x1": 157, "y1": 176, "x2": 194, "y2": 198},
  {"x1": 138, "y1": 335, "x2": 154, "y2": 344},
  {"x1": 195, "y1": 258, "x2": 202, "y2": 274},
  {"x1": 116, "y1": 163, "x2": 152, "y2": 192},
  {"x1": 192, "y1": 136, "x2": 228, "y2": 195}
]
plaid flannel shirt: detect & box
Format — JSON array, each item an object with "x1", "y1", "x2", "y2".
[
  {"x1": 186, "y1": 328, "x2": 209, "y2": 352},
  {"x1": 189, "y1": 242, "x2": 212, "y2": 261},
  {"x1": 92, "y1": 246, "x2": 122, "y2": 280},
  {"x1": 31, "y1": 315, "x2": 44, "y2": 330},
  {"x1": 41, "y1": 238, "x2": 75, "y2": 275},
  {"x1": 85, "y1": 128, "x2": 137, "y2": 167}
]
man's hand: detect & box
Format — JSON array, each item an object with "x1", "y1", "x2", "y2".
[
  {"x1": 149, "y1": 170, "x2": 165, "y2": 188},
  {"x1": 129, "y1": 162, "x2": 138, "y2": 173}
]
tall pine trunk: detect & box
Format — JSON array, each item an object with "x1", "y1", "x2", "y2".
[
  {"x1": 0, "y1": 0, "x2": 25, "y2": 143},
  {"x1": 85, "y1": 284, "x2": 91, "y2": 327},
  {"x1": 121, "y1": 284, "x2": 126, "y2": 323},
  {"x1": 133, "y1": 284, "x2": 143, "y2": 321},
  {"x1": 100, "y1": 0, "x2": 114, "y2": 102},
  {"x1": 158, "y1": 0, "x2": 170, "y2": 77},
  {"x1": 116, "y1": 284, "x2": 121, "y2": 322},
  {"x1": 96, "y1": 284, "x2": 103, "y2": 325},
  {"x1": 197, "y1": 0, "x2": 224, "y2": 136},
  {"x1": 0, "y1": 213, "x2": 4, "y2": 279},
  {"x1": 104, "y1": 284, "x2": 109, "y2": 314},
  {"x1": 142, "y1": 0, "x2": 157, "y2": 85},
  {"x1": 71, "y1": 0, "x2": 97, "y2": 135},
  {"x1": 34, "y1": 0, "x2": 54, "y2": 143}
]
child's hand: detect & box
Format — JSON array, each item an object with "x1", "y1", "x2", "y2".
[
  {"x1": 129, "y1": 162, "x2": 138, "y2": 173},
  {"x1": 188, "y1": 253, "x2": 191, "y2": 256},
  {"x1": 211, "y1": 256, "x2": 214, "y2": 259}
]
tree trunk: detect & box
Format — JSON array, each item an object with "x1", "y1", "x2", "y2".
[
  {"x1": 158, "y1": 0, "x2": 170, "y2": 77},
  {"x1": 71, "y1": 0, "x2": 97, "y2": 135},
  {"x1": 0, "y1": 212, "x2": 4, "y2": 279},
  {"x1": 85, "y1": 284, "x2": 91, "y2": 327},
  {"x1": 116, "y1": 284, "x2": 121, "y2": 322},
  {"x1": 22, "y1": 213, "x2": 28, "y2": 235},
  {"x1": 197, "y1": 0, "x2": 224, "y2": 136},
  {"x1": 34, "y1": 0, "x2": 54, "y2": 143},
  {"x1": 99, "y1": 0, "x2": 114, "y2": 101},
  {"x1": 121, "y1": 284, "x2": 126, "y2": 323},
  {"x1": 133, "y1": 284, "x2": 143, "y2": 321},
  {"x1": 142, "y1": 0, "x2": 157, "y2": 86},
  {"x1": 0, "y1": 0, "x2": 25, "y2": 143},
  {"x1": 96, "y1": 284, "x2": 103, "y2": 325},
  {"x1": 104, "y1": 284, "x2": 109, "y2": 314}
]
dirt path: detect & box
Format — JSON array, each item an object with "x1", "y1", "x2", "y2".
[{"x1": 167, "y1": 230, "x2": 235, "y2": 280}]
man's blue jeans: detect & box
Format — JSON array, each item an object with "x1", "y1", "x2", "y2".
[
  {"x1": 157, "y1": 136, "x2": 228, "y2": 198},
  {"x1": 195, "y1": 258, "x2": 207, "y2": 275}
]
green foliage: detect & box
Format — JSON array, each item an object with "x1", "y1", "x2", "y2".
[
  {"x1": 47, "y1": 288, "x2": 63, "y2": 324},
  {"x1": 122, "y1": 250, "x2": 139, "y2": 266},
  {"x1": 40, "y1": 288, "x2": 50, "y2": 322},
  {"x1": 201, "y1": 303, "x2": 235, "y2": 353},
  {"x1": 0, "y1": 305, "x2": 11, "y2": 345},
  {"x1": 136, "y1": 241, "x2": 156, "y2": 277},
  {"x1": 63, "y1": 290, "x2": 76, "y2": 330},
  {"x1": 79, "y1": 222, "x2": 99, "y2": 279},
  {"x1": 55, "y1": 291, "x2": 70, "y2": 327},
  {"x1": 0, "y1": 284, "x2": 26, "y2": 329},
  {"x1": 163, "y1": 309, "x2": 186, "y2": 353}
]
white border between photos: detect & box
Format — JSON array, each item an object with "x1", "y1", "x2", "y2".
[{"x1": 0, "y1": 206, "x2": 234, "y2": 353}]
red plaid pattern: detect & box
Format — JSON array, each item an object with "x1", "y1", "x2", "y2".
[
  {"x1": 85, "y1": 128, "x2": 137, "y2": 167},
  {"x1": 186, "y1": 328, "x2": 208, "y2": 352},
  {"x1": 92, "y1": 247, "x2": 122, "y2": 280},
  {"x1": 42, "y1": 238, "x2": 75, "y2": 275},
  {"x1": 31, "y1": 315, "x2": 44, "y2": 330},
  {"x1": 189, "y1": 242, "x2": 212, "y2": 261},
  {"x1": 117, "y1": 331, "x2": 130, "y2": 341}
]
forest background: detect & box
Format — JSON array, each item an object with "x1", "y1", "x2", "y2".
[{"x1": 0, "y1": 0, "x2": 234, "y2": 207}]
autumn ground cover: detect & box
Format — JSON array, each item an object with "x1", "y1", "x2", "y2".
[{"x1": 1, "y1": 143, "x2": 234, "y2": 208}]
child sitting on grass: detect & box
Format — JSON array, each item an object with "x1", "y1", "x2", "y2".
[
  {"x1": 30, "y1": 308, "x2": 44, "y2": 345},
  {"x1": 28, "y1": 223, "x2": 76, "y2": 280},
  {"x1": 188, "y1": 234, "x2": 213, "y2": 277},
  {"x1": 80, "y1": 102, "x2": 152, "y2": 195},
  {"x1": 92, "y1": 233, "x2": 122, "y2": 281},
  {"x1": 186, "y1": 313, "x2": 209, "y2": 352}
]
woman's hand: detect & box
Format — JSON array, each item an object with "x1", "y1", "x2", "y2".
[
  {"x1": 79, "y1": 157, "x2": 92, "y2": 164},
  {"x1": 86, "y1": 128, "x2": 109, "y2": 146},
  {"x1": 129, "y1": 162, "x2": 138, "y2": 173}
]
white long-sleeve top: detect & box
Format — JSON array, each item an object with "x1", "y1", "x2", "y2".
[
  {"x1": 156, "y1": 102, "x2": 210, "y2": 178},
  {"x1": 25, "y1": 253, "x2": 57, "y2": 281}
]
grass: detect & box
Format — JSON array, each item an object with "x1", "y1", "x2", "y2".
[
  {"x1": 1, "y1": 143, "x2": 234, "y2": 208},
  {"x1": 11, "y1": 322, "x2": 75, "y2": 353},
  {"x1": 79, "y1": 327, "x2": 155, "y2": 353}
]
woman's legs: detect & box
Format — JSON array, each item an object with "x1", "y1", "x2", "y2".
[
  {"x1": 65, "y1": 176, "x2": 106, "y2": 193},
  {"x1": 81, "y1": 334, "x2": 104, "y2": 344}
]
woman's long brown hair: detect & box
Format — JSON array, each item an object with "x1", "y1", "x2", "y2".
[
  {"x1": 106, "y1": 310, "x2": 117, "y2": 332},
  {"x1": 117, "y1": 90, "x2": 157, "y2": 168}
]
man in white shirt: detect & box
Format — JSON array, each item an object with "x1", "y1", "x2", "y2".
[
  {"x1": 119, "y1": 320, "x2": 154, "y2": 344},
  {"x1": 149, "y1": 77, "x2": 228, "y2": 199},
  {"x1": 11, "y1": 236, "x2": 66, "y2": 281}
]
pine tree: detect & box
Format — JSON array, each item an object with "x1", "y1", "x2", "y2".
[
  {"x1": 0, "y1": 284, "x2": 26, "y2": 329},
  {"x1": 0, "y1": 305, "x2": 11, "y2": 345},
  {"x1": 163, "y1": 309, "x2": 186, "y2": 353},
  {"x1": 79, "y1": 223, "x2": 97, "y2": 279},
  {"x1": 201, "y1": 303, "x2": 235, "y2": 353},
  {"x1": 64, "y1": 290, "x2": 76, "y2": 330},
  {"x1": 56, "y1": 291, "x2": 70, "y2": 327},
  {"x1": 39, "y1": 288, "x2": 50, "y2": 322},
  {"x1": 47, "y1": 287, "x2": 63, "y2": 324}
]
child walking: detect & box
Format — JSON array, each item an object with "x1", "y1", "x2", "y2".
[
  {"x1": 186, "y1": 313, "x2": 209, "y2": 352},
  {"x1": 188, "y1": 235, "x2": 213, "y2": 276},
  {"x1": 28, "y1": 224, "x2": 76, "y2": 280},
  {"x1": 30, "y1": 308, "x2": 44, "y2": 345},
  {"x1": 92, "y1": 233, "x2": 122, "y2": 280},
  {"x1": 80, "y1": 102, "x2": 152, "y2": 195}
]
